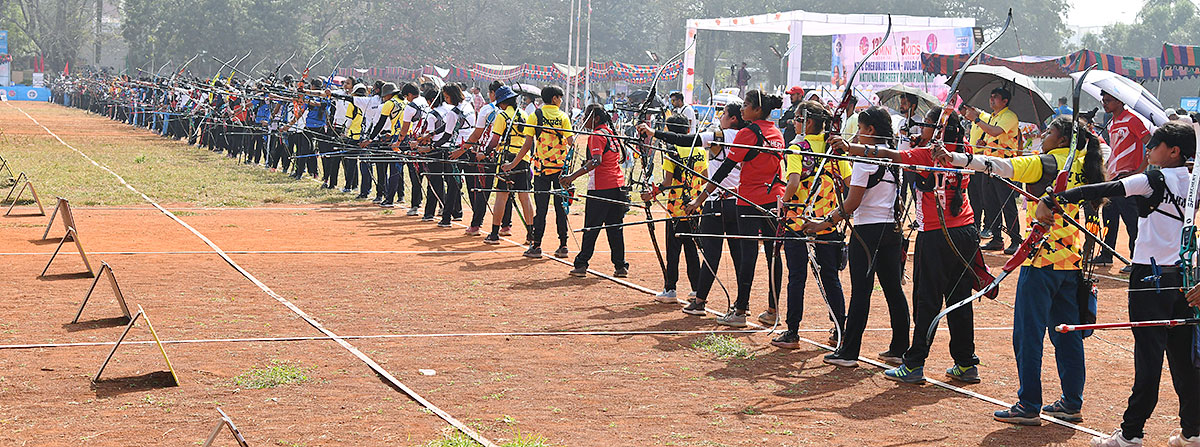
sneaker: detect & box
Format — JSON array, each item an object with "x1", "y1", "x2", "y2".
[
  {"x1": 1168, "y1": 430, "x2": 1200, "y2": 447},
  {"x1": 1004, "y1": 241, "x2": 1020, "y2": 255},
  {"x1": 356, "y1": 194, "x2": 369, "y2": 199},
  {"x1": 1119, "y1": 265, "x2": 1133, "y2": 274},
  {"x1": 682, "y1": 298, "x2": 708, "y2": 316},
  {"x1": 877, "y1": 350, "x2": 905, "y2": 365},
  {"x1": 980, "y1": 228, "x2": 993, "y2": 239},
  {"x1": 994, "y1": 403, "x2": 1041, "y2": 426},
  {"x1": 482, "y1": 234, "x2": 501, "y2": 245},
  {"x1": 523, "y1": 246, "x2": 542, "y2": 258},
  {"x1": 1091, "y1": 429, "x2": 1142, "y2": 447},
  {"x1": 827, "y1": 328, "x2": 840, "y2": 346},
  {"x1": 1041, "y1": 399, "x2": 1083, "y2": 423},
  {"x1": 406, "y1": 207, "x2": 419, "y2": 216},
  {"x1": 421, "y1": 216, "x2": 435, "y2": 222},
  {"x1": 613, "y1": 266, "x2": 629, "y2": 278},
  {"x1": 437, "y1": 222, "x2": 452, "y2": 228},
  {"x1": 380, "y1": 202, "x2": 395, "y2": 208},
  {"x1": 715, "y1": 309, "x2": 747, "y2": 328},
  {"x1": 770, "y1": 330, "x2": 801, "y2": 349},
  {"x1": 945, "y1": 364, "x2": 981, "y2": 383},
  {"x1": 688, "y1": 291, "x2": 698, "y2": 298},
  {"x1": 981, "y1": 239, "x2": 1004, "y2": 251},
  {"x1": 553, "y1": 246, "x2": 569, "y2": 259},
  {"x1": 757, "y1": 309, "x2": 777, "y2": 325},
  {"x1": 341, "y1": 188, "x2": 353, "y2": 193},
  {"x1": 499, "y1": 226, "x2": 513, "y2": 236},
  {"x1": 655, "y1": 289, "x2": 677, "y2": 303},
  {"x1": 372, "y1": 197, "x2": 383, "y2": 204},
  {"x1": 464, "y1": 226, "x2": 481, "y2": 236},
  {"x1": 452, "y1": 216, "x2": 463, "y2": 221},
  {"x1": 569, "y1": 267, "x2": 588, "y2": 277},
  {"x1": 883, "y1": 365, "x2": 925, "y2": 384},
  {"x1": 823, "y1": 352, "x2": 859, "y2": 368}
]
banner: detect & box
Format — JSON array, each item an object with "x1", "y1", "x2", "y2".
[
  {"x1": 4, "y1": 86, "x2": 51, "y2": 101},
  {"x1": 832, "y1": 27, "x2": 974, "y2": 102},
  {"x1": 0, "y1": 30, "x2": 9, "y2": 87}
]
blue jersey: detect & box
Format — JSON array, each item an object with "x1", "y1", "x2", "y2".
[
  {"x1": 305, "y1": 99, "x2": 330, "y2": 128},
  {"x1": 254, "y1": 99, "x2": 271, "y2": 124}
]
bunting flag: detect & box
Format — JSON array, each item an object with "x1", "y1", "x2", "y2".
[
  {"x1": 921, "y1": 49, "x2": 1200, "y2": 82},
  {"x1": 336, "y1": 59, "x2": 680, "y2": 85},
  {"x1": 1162, "y1": 43, "x2": 1200, "y2": 68}
]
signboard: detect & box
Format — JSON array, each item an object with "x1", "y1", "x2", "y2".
[
  {"x1": 4, "y1": 86, "x2": 51, "y2": 101},
  {"x1": 1181, "y1": 97, "x2": 1200, "y2": 113},
  {"x1": 0, "y1": 30, "x2": 9, "y2": 87},
  {"x1": 31, "y1": 72, "x2": 43, "y2": 88},
  {"x1": 832, "y1": 27, "x2": 975, "y2": 103}
]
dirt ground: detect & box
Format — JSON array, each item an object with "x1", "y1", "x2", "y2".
[{"x1": 0, "y1": 101, "x2": 1187, "y2": 446}]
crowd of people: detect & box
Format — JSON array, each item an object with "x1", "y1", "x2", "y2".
[{"x1": 47, "y1": 66, "x2": 1200, "y2": 446}]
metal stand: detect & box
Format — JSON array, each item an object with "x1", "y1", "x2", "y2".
[
  {"x1": 93, "y1": 305, "x2": 179, "y2": 385},
  {"x1": 3, "y1": 173, "x2": 44, "y2": 216},
  {"x1": 43, "y1": 197, "x2": 76, "y2": 240},
  {"x1": 202, "y1": 408, "x2": 250, "y2": 447},
  {"x1": 2, "y1": 172, "x2": 24, "y2": 203},
  {"x1": 41, "y1": 226, "x2": 95, "y2": 277},
  {"x1": 0, "y1": 155, "x2": 14, "y2": 184},
  {"x1": 72, "y1": 262, "x2": 132, "y2": 323}
]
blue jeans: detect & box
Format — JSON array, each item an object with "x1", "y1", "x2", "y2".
[{"x1": 1013, "y1": 266, "x2": 1085, "y2": 411}]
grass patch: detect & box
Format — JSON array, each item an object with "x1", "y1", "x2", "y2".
[
  {"x1": 692, "y1": 334, "x2": 755, "y2": 359},
  {"x1": 422, "y1": 432, "x2": 554, "y2": 447},
  {"x1": 232, "y1": 361, "x2": 312, "y2": 389}
]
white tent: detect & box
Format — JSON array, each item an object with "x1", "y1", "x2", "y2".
[{"x1": 682, "y1": 11, "x2": 975, "y2": 101}]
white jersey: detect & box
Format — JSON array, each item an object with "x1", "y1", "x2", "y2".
[
  {"x1": 423, "y1": 103, "x2": 464, "y2": 146},
  {"x1": 849, "y1": 159, "x2": 898, "y2": 225},
  {"x1": 366, "y1": 95, "x2": 382, "y2": 132},
  {"x1": 458, "y1": 101, "x2": 477, "y2": 142},
  {"x1": 332, "y1": 88, "x2": 348, "y2": 127},
  {"x1": 1121, "y1": 166, "x2": 1191, "y2": 265},
  {"x1": 702, "y1": 128, "x2": 742, "y2": 200}
]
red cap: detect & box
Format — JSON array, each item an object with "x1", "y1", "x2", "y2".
[{"x1": 786, "y1": 86, "x2": 804, "y2": 95}]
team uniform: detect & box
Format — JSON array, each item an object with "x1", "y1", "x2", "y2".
[{"x1": 523, "y1": 104, "x2": 573, "y2": 251}]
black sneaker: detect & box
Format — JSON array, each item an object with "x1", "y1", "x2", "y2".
[
  {"x1": 523, "y1": 246, "x2": 542, "y2": 258},
  {"x1": 356, "y1": 194, "x2": 369, "y2": 199},
  {"x1": 770, "y1": 330, "x2": 801, "y2": 349},
  {"x1": 945, "y1": 364, "x2": 981, "y2": 383},
  {"x1": 372, "y1": 197, "x2": 383, "y2": 204},
  {"x1": 569, "y1": 267, "x2": 588, "y2": 277},
  {"x1": 823, "y1": 352, "x2": 859, "y2": 368},
  {"x1": 553, "y1": 245, "x2": 569, "y2": 259},
  {"x1": 613, "y1": 266, "x2": 629, "y2": 278},
  {"x1": 980, "y1": 228, "x2": 993, "y2": 239},
  {"x1": 994, "y1": 403, "x2": 1041, "y2": 426},
  {"x1": 1041, "y1": 399, "x2": 1082, "y2": 422},
  {"x1": 1004, "y1": 241, "x2": 1021, "y2": 255},
  {"x1": 682, "y1": 298, "x2": 707, "y2": 316},
  {"x1": 877, "y1": 350, "x2": 905, "y2": 365},
  {"x1": 981, "y1": 239, "x2": 1004, "y2": 251},
  {"x1": 482, "y1": 234, "x2": 501, "y2": 245}
]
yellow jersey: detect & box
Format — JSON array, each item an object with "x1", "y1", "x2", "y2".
[
  {"x1": 661, "y1": 144, "x2": 709, "y2": 217},
  {"x1": 491, "y1": 106, "x2": 529, "y2": 161},
  {"x1": 523, "y1": 105, "x2": 573, "y2": 175},
  {"x1": 981, "y1": 107, "x2": 1019, "y2": 158},
  {"x1": 1011, "y1": 146, "x2": 1085, "y2": 270},
  {"x1": 783, "y1": 134, "x2": 850, "y2": 234}
]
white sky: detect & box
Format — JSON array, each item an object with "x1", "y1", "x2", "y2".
[{"x1": 1066, "y1": 0, "x2": 1145, "y2": 28}]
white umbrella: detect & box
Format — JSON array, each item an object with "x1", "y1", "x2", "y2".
[
  {"x1": 876, "y1": 84, "x2": 940, "y2": 116},
  {"x1": 1069, "y1": 69, "x2": 1167, "y2": 127},
  {"x1": 950, "y1": 65, "x2": 1054, "y2": 127}
]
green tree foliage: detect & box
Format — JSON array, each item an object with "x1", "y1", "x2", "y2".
[{"x1": 1079, "y1": 0, "x2": 1200, "y2": 56}]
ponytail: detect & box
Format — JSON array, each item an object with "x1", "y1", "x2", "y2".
[
  {"x1": 745, "y1": 90, "x2": 783, "y2": 115},
  {"x1": 857, "y1": 106, "x2": 896, "y2": 149}
]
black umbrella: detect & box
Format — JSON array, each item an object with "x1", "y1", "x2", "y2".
[{"x1": 950, "y1": 65, "x2": 1053, "y2": 127}]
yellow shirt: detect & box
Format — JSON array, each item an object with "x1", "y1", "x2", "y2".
[
  {"x1": 380, "y1": 96, "x2": 405, "y2": 135},
  {"x1": 968, "y1": 111, "x2": 990, "y2": 153},
  {"x1": 491, "y1": 106, "x2": 529, "y2": 160},
  {"x1": 783, "y1": 134, "x2": 850, "y2": 233},
  {"x1": 523, "y1": 105, "x2": 573, "y2": 175},
  {"x1": 661, "y1": 144, "x2": 709, "y2": 217},
  {"x1": 981, "y1": 107, "x2": 1019, "y2": 158},
  {"x1": 1011, "y1": 146, "x2": 1085, "y2": 270},
  {"x1": 345, "y1": 101, "x2": 364, "y2": 139}
]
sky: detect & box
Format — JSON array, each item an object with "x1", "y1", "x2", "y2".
[{"x1": 1066, "y1": 0, "x2": 1145, "y2": 28}]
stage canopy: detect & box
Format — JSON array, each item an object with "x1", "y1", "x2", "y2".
[{"x1": 682, "y1": 11, "x2": 975, "y2": 101}]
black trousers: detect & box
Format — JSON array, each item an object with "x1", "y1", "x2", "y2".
[
  {"x1": 980, "y1": 175, "x2": 1021, "y2": 243},
  {"x1": 664, "y1": 218, "x2": 699, "y2": 292},
  {"x1": 840, "y1": 223, "x2": 910, "y2": 358},
  {"x1": 573, "y1": 188, "x2": 629, "y2": 270},
  {"x1": 406, "y1": 162, "x2": 423, "y2": 207},
  {"x1": 342, "y1": 142, "x2": 359, "y2": 190},
  {"x1": 423, "y1": 160, "x2": 447, "y2": 218},
  {"x1": 440, "y1": 164, "x2": 463, "y2": 225},
  {"x1": 903, "y1": 225, "x2": 980, "y2": 369},
  {"x1": 694, "y1": 199, "x2": 742, "y2": 301},
  {"x1": 467, "y1": 166, "x2": 513, "y2": 228},
  {"x1": 782, "y1": 233, "x2": 846, "y2": 333},
  {"x1": 1121, "y1": 266, "x2": 1200, "y2": 439},
  {"x1": 311, "y1": 128, "x2": 337, "y2": 187},
  {"x1": 532, "y1": 173, "x2": 569, "y2": 247},
  {"x1": 1100, "y1": 195, "x2": 1138, "y2": 262},
  {"x1": 292, "y1": 132, "x2": 316, "y2": 177},
  {"x1": 267, "y1": 133, "x2": 291, "y2": 171},
  {"x1": 734, "y1": 204, "x2": 782, "y2": 312}
]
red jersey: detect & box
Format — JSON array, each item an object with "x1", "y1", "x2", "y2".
[
  {"x1": 587, "y1": 124, "x2": 625, "y2": 191},
  {"x1": 899, "y1": 146, "x2": 975, "y2": 231},
  {"x1": 1105, "y1": 108, "x2": 1150, "y2": 178},
  {"x1": 727, "y1": 120, "x2": 785, "y2": 206}
]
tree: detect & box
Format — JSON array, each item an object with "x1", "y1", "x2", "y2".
[{"x1": 6, "y1": 0, "x2": 93, "y2": 71}]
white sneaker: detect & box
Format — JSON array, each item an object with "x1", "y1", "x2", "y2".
[
  {"x1": 757, "y1": 309, "x2": 777, "y2": 326},
  {"x1": 1091, "y1": 429, "x2": 1142, "y2": 447},
  {"x1": 655, "y1": 290, "x2": 677, "y2": 303},
  {"x1": 1169, "y1": 430, "x2": 1200, "y2": 447}
]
